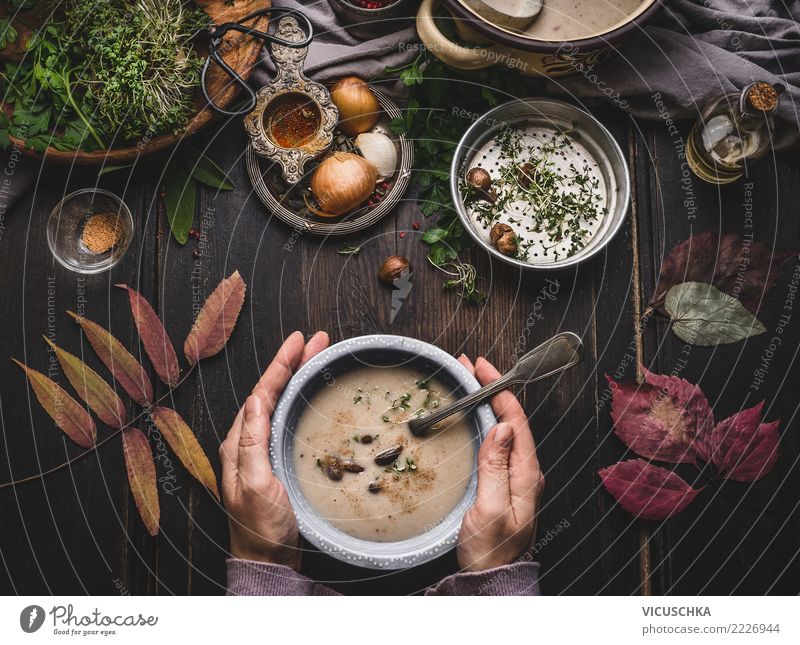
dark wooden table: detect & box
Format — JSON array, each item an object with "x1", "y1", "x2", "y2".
[{"x1": 1, "y1": 95, "x2": 798, "y2": 596}]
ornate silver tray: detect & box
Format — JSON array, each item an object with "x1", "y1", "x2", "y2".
[{"x1": 247, "y1": 87, "x2": 413, "y2": 236}]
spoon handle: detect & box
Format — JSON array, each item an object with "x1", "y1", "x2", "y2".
[{"x1": 408, "y1": 332, "x2": 582, "y2": 436}]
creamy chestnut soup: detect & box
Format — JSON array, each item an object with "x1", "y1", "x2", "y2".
[
  {"x1": 465, "y1": 0, "x2": 644, "y2": 41},
  {"x1": 293, "y1": 366, "x2": 475, "y2": 542}
]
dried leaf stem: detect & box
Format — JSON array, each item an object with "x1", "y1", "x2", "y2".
[{"x1": 0, "y1": 365, "x2": 197, "y2": 489}]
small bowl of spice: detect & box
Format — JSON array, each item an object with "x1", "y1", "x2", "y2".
[
  {"x1": 330, "y1": 0, "x2": 411, "y2": 26},
  {"x1": 47, "y1": 189, "x2": 134, "y2": 274}
]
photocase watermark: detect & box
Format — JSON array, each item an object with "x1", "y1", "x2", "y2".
[
  {"x1": 752, "y1": 258, "x2": 800, "y2": 391},
  {"x1": 20, "y1": 605, "x2": 45, "y2": 633},
  {"x1": 554, "y1": 44, "x2": 629, "y2": 109},
  {"x1": 472, "y1": 517, "x2": 571, "y2": 595},
  {"x1": 0, "y1": 134, "x2": 27, "y2": 244},
  {"x1": 21, "y1": 604, "x2": 159, "y2": 637},
  {"x1": 510, "y1": 278, "x2": 559, "y2": 363},
  {"x1": 651, "y1": 92, "x2": 697, "y2": 220},
  {"x1": 389, "y1": 269, "x2": 413, "y2": 324},
  {"x1": 145, "y1": 416, "x2": 182, "y2": 496},
  {"x1": 398, "y1": 41, "x2": 529, "y2": 72},
  {"x1": 112, "y1": 576, "x2": 130, "y2": 596},
  {"x1": 190, "y1": 204, "x2": 216, "y2": 320}
]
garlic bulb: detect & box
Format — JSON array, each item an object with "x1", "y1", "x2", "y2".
[{"x1": 356, "y1": 132, "x2": 397, "y2": 180}]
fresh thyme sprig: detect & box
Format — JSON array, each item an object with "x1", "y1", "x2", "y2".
[
  {"x1": 385, "y1": 50, "x2": 522, "y2": 303},
  {"x1": 467, "y1": 127, "x2": 606, "y2": 261}
]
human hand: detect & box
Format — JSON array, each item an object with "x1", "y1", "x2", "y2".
[
  {"x1": 455, "y1": 355, "x2": 544, "y2": 572},
  {"x1": 220, "y1": 330, "x2": 329, "y2": 570}
]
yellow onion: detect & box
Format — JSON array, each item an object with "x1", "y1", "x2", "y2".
[
  {"x1": 309, "y1": 152, "x2": 377, "y2": 217},
  {"x1": 331, "y1": 76, "x2": 380, "y2": 136}
]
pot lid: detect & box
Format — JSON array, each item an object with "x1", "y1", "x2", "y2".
[{"x1": 452, "y1": 0, "x2": 657, "y2": 44}]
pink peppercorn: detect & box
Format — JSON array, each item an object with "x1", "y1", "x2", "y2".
[
  {"x1": 353, "y1": 0, "x2": 397, "y2": 8},
  {"x1": 399, "y1": 232, "x2": 406, "y2": 239}
]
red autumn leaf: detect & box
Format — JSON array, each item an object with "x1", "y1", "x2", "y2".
[
  {"x1": 184, "y1": 270, "x2": 245, "y2": 365},
  {"x1": 649, "y1": 231, "x2": 797, "y2": 314},
  {"x1": 599, "y1": 459, "x2": 703, "y2": 520},
  {"x1": 117, "y1": 284, "x2": 180, "y2": 388},
  {"x1": 12, "y1": 359, "x2": 96, "y2": 449},
  {"x1": 606, "y1": 370, "x2": 713, "y2": 464},
  {"x1": 68, "y1": 311, "x2": 153, "y2": 406},
  {"x1": 122, "y1": 428, "x2": 160, "y2": 536},
  {"x1": 44, "y1": 337, "x2": 126, "y2": 429},
  {"x1": 700, "y1": 401, "x2": 780, "y2": 482},
  {"x1": 150, "y1": 406, "x2": 219, "y2": 499}
]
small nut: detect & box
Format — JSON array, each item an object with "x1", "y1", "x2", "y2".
[
  {"x1": 490, "y1": 223, "x2": 518, "y2": 256},
  {"x1": 320, "y1": 455, "x2": 344, "y2": 481},
  {"x1": 341, "y1": 460, "x2": 364, "y2": 473},
  {"x1": 378, "y1": 255, "x2": 411, "y2": 285},
  {"x1": 360, "y1": 434, "x2": 373, "y2": 444},
  {"x1": 517, "y1": 162, "x2": 534, "y2": 189},
  {"x1": 374, "y1": 444, "x2": 403, "y2": 466},
  {"x1": 368, "y1": 480, "x2": 383, "y2": 494},
  {"x1": 466, "y1": 167, "x2": 492, "y2": 191}
]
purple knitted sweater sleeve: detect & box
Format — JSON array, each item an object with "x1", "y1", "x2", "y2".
[{"x1": 226, "y1": 559, "x2": 540, "y2": 596}]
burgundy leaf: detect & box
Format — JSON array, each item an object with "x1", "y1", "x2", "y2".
[
  {"x1": 599, "y1": 459, "x2": 703, "y2": 520},
  {"x1": 606, "y1": 370, "x2": 713, "y2": 463},
  {"x1": 642, "y1": 367, "x2": 715, "y2": 454},
  {"x1": 649, "y1": 231, "x2": 797, "y2": 314},
  {"x1": 116, "y1": 284, "x2": 180, "y2": 387},
  {"x1": 704, "y1": 401, "x2": 780, "y2": 482},
  {"x1": 184, "y1": 270, "x2": 246, "y2": 365}
]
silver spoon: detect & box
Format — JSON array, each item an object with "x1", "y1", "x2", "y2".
[{"x1": 407, "y1": 331, "x2": 582, "y2": 437}]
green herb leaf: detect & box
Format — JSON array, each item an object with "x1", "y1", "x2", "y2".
[
  {"x1": 422, "y1": 227, "x2": 449, "y2": 244},
  {"x1": 183, "y1": 145, "x2": 234, "y2": 191},
  {"x1": 0, "y1": 18, "x2": 18, "y2": 50},
  {"x1": 665, "y1": 281, "x2": 767, "y2": 346},
  {"x1": 163, "y1": 158, "x2": 196, "y2": 245}
]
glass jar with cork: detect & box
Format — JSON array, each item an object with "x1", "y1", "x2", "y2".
[{"x1": 686, "y1": 81, "x2": 785, "y2": 185}]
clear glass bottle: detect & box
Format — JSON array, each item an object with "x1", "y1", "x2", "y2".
[{"x1": 686, "y1": 81, "x2": 785, "y2": 185}]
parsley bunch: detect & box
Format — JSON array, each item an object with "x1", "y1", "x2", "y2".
[
  {"x1": 0, "y1": 0, "x2": 207, "y2": 152},
  {"x1": 385, "y1": 50, "x2": 522, "y2": 303}
]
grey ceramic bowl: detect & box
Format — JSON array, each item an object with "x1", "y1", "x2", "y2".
[{"x1": 269, "y1": 334, "x2": 497, "y2": 570}]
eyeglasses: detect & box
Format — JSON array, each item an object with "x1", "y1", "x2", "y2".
[{"x1": 201, "y1": 7, "x2": 314, "y2": 117}]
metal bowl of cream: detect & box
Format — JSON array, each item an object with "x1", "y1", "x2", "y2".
[
  {"x1": 450, "y1": 97, "x2": 631, "y2": 270},
  {"x1": 269, "y1": 335, "x2": 496, "y2": 570}
]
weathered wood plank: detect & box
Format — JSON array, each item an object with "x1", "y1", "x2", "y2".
[{"x1": 634, "y1": 119, "x2": 800, "y2": 595}]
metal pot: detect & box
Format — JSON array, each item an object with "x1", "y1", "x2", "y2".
[{"x1": 417, "y1": 0, "x2": 664, "y2": 76}]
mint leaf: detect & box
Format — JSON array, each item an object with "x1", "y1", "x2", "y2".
[{"x1": 163, "y1": 158, "x2": 196, "y2": 245}]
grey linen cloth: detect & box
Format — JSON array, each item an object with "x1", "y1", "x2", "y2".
[
  {"x1": 547, "y1": 0, "x2": 800, "y2": 149},
  {"x1": 249, "y1": 0, "x2": 419, "y2": 96},
  {"x1": 226, "y1": 558, "x2": 542, "y2": 596}
]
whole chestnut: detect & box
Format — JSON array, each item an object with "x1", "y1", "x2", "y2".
[
  {"x1": 490, "y1": 223, "x2": 518, "y2": 256},
  {"x1": 466, "y1": 167, "x2": 492, "y2": 191},
  {"x1": 378, "y1": 255, "x2": 411, "y2": 285}
]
